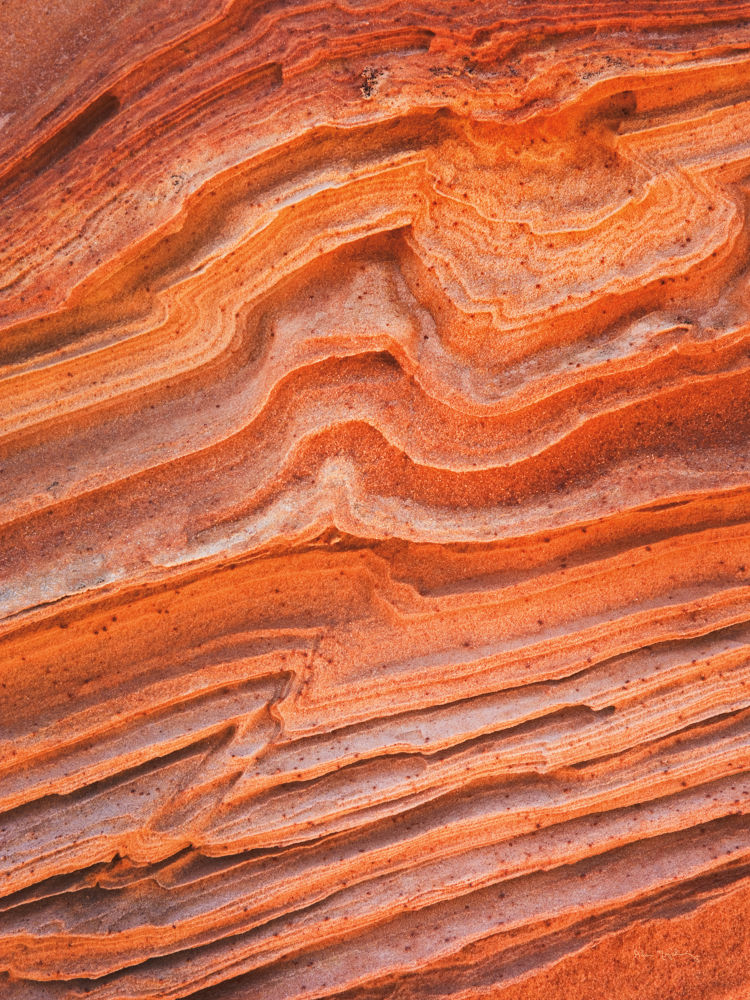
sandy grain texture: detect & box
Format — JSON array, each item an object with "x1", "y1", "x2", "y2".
[{"x1": 1, "y1": 2, "x2": 750, "y2": 998}]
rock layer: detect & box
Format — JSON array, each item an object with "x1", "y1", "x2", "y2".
[{"x1": 1, "y1": 2, "x2": 750, "y2": 998}]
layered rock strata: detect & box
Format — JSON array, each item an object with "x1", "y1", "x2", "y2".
[{"x1": 1, "y1": 2, "x2": 750, "y2": 998}]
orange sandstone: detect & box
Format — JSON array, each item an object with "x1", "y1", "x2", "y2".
[{"x1": 0, "y1": 2, "x2": 749, "y2": 999}]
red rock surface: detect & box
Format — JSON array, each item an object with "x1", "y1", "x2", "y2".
[{"x1": 1, "y1": 2, "x2": 750, "y2": 998}]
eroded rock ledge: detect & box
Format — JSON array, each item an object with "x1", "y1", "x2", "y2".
[{"x1": 1, "y1": 2, "x2": 750, "y2": 998}]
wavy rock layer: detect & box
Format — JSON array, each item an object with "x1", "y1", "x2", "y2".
[{"x1": 1, "y1": 2, "x2": 750, "y2": 998}]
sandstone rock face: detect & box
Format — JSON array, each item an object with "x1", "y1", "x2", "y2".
[{"x1": 1, "y1": 2, "x2": 750, "y2": 998}]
